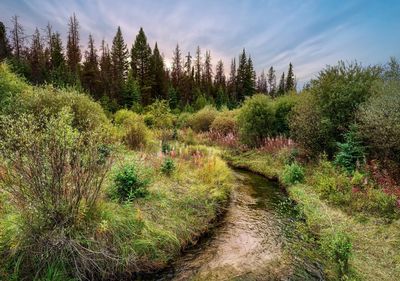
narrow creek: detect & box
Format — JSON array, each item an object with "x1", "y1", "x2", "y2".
[{"x1": 144, "y1": 169, "x2": 324, "y2": 281}]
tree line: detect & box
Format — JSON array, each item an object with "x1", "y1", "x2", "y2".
[{"x1": 0, "y1": 14, "x2": 297, "y2": 112}]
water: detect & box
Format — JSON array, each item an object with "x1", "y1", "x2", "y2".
[{"x1": 144, "y1": 169, "x2": 324, "y2": 281}]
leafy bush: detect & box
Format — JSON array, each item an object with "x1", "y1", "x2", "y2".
[
  {"x1": 176, "y1": 112, "x2": 193, "y2": 128},
  {"x1": 114, "y1": 109, "x2": 150, "y2": 149},
  {"x1": 273, "y1": 93, "x2": 299, "y2": 136},
  {"x1": 210, "y1": 112, "x2": 237, "y2": 135},
  {"x1": 322, "y1": 230, "x2": 352, "y2": 279},
  {"x1": 0, "y1": 62, "x2": 29, "y2": 112},
  {"x1": 291, "y1": 62, "x2": 380, "y2": 156},
  {"x1": 111, "y1": 163, "x2": 150, "y2": 202},
  {"x1": 189, "y1": 105, "x2": 218, "y2": 132},
  {"x1": 144, "y1": 99, "x2": 175, "y2": 129},
  {"x1": 334, "y1": 128, "x2": 365, "y2": 174},
  {"x1": 357, "y1": 80, "x2": 400, "y2": 163},
  {"x1": 237, "y1": 94, "x2": 275, "y2": 147},
  {"x1": 281, "y1": 162, "x2": 305, "y2": 185},
  {"x1": 161, "y1": 157, "x2": 175, "y2": 176}
]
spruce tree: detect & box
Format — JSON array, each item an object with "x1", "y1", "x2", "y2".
[
  {"x1": 245, "y1": 56, "x2": 256, "y2": 97},
  {"x1": 194, "y1": 46, "x2": 202, "y2": 87},
  {"x1": 285, "y1": 62, "x2": 295, "y2": 92},
  {"x1": 131, "y1": 27, "x2": 153, "y2": 104},
  {"x1": 0, "y1": 21, "x2": 11, "y2": 60},
  {"x1": 277, "y1": 72, "x2": 285, "y2": 96},
  {"x1": 256, "y1": 70, "x2": 268, "y2": 94},
  {"x1": 66, "y1": 13, "x2": 81, "y2": 82},
  {"x1": 10, "y1": 15, "x2": 25, "y2": 61},
  {"x1": 227, "y1": 58, "x2": 237, "y2": 106},
  {"x1": 171, "y1": 44, "x2": 183, "y2": 88},
  {"x1": 151, "y1": 42, "x2": 166, "y2": 100},
  {"x1": 202, "y1": 50, "x2": 213, "y2": 96},
  {"x1": 267, "y1": 66, "x2": 276, "y2": 97},
  {"x1": 236, "y1": 49, "x2": 248, "y2": 102},
  {"x1": 99, "y1": 40, "x2": 113, "y2": 101},
  {"x1": 48, "y1": 32, "x2": 67, "y2": 86},
  {"x1": 214, "y1": 60, "x2": 226, "y2": 89},
  {"x1": 81, "y1": 34, "x2": 100, "y2": 98},
  {"x1": 124, "y1": 70, "x2": 141, "y2": 107},
  {"x1": 28, "y1": 28, "x2": 46, "y2": 84},
  {"x1": 110, "y1": 26, "x2": 129, "y2": 104}
]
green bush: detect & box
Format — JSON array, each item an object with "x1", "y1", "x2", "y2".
[
  {"x1": 357, "y1": 80, "x2": 400, "y2": 163},
  {"x1": 210, "y1": 111, "x2": 237, "y2": 135},
  {"x1": 144, "y1": 99, "x2": 175, "y2": 129},
  {"x1": 281, "y1": 162, "x2": 305, "y2": 186},
  {"x1": 334, "y1": 128, "x2": 365, "y2": 174},
  {"x1": 237, "y1": 94, "x2": 275, "y2": 147},
  {"x1": 291, "y1": 62, "x2": 380, "y2": 156},
  {"x1": 273, "y1": 93, "x2": 299, "y2": 136},
  {"x1": 322, "y1": 230, "x2": 352, "y2": 279},
  {"x1": 0, "y1": 62, "x2": 29, "y2": 112},
  {"x1": 114, "y1": 109, "x2": 150, "y2": 149},
  {"x1": 161, "y1": 157, "x2": 175, "y2": 176},
  {"x1": 112, "y1": 163, "x2": 150, "y2": 202},
  {"x1": 189, "y1": 105, "x2": 218, "y2": 132},
  {"x1": 176, "y1": 112, "x2": 193, "y2": 128}
]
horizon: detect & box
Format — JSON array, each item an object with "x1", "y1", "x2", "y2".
[{"x1": 1, "y1": 0, "x2": 400, "y2": 86}]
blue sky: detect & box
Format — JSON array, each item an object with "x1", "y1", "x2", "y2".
[{"x1": 1, "y1": 0, "x2": 399, "y2": 85}]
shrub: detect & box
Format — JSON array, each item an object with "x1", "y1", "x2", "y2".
[
  {"x1": 176, "y1": 112, "x2": 193, "y2": 128},
  {"x1": 357, "y1": 80, "x2": 400, "y2": 163},
  {"x1": 334, "y1": 128, "x2": 365, "y2": 174},
  {"x1": 144, "y1": 99, "x2": 175, "y2": 129},
  {"x1": 161, "y1": 157, "x2": 175, "y2": 176},
  {"x1": 112, "y1": 163, "x2": 150, "y2": 202},
  {"x1": 273, "y1": 93, "x2": 299, "y2": 136},
  {"x1": 210, "y1": 112, "x2": 237, "y2": 136},
  {"x1": 0, "y1": 62, "x2": 29, "y2": 112},
  {"x1": 237, "y1": 94, "x2": 275, "y2": 147},
  {"x1": 114, "y1": 109, "x2": 150, "y2": 149},
  {"x1": 291, "y1": 62, "x2": 381, "y2": 156},
  {"x1": 322, "y1": 230, "x2": 352, "y2": 279},
  {"x1": 189, "y1": 105, "x2": 218, "y2": 132},
  {"x1": 281, "y1": 162, "x2": 305, "y2": 186}
]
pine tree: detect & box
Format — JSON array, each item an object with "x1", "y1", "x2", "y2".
[
  {"x1": 267, "y1": 66, "x2": 276, "y2": 97},
  {"x1": 214, "y1": 60, "x2": 226, "y2": 89},
  {"x1": 256, "y1": 70, "x2": 268, "y2": 94},
  {"x1": 181, "y1": 51, "x2": 194, "y2": 105},
  {"x1": 285, "y1": 62, "x2": 295, "y2": 92},
  {"x1": 171, "y1": 44, "x2": 183, "y2": 88},
  {"x1": 66, "y1": 13, "x2": 81, "y2": 81},
  {"x1": 124, "y1": 70, "x2": 141, "y2": 106},
  {"x1": 28, "y1": 28, "x2": 46, "y2": 84},
  {"x1": 194, "y1": 46, "x2": 202, "y2": 88},
  {"x1": 99, "y1": 40, "x2": 113, "y2": 100},
  {"x1": 10, "y1": 15, "x2": 25, "y2": 61},
  {"x1": 48, "y1": 32, "x2": 67, "y2": 86},
  {"x1": 151, "y1": 42, "x2": 166, "y2": 100},
  {"x1": 131, "y1": 27, "x2": 153, "y2": 104},
  {"x1": 110, "y1": 26, "x2": 129, "y2": 104},
  {"x1": 202, "y1": 50, "x2": 213, "y2": 96},
  {"x1": 81, "y1": 34, "x2": 100, "y2": 98},
  {"x1": 227, "y1": 58, "x2": 237, "y2": 105},
  {"x1": 245, "y1": 56, "x2": 256, "y2": 97},
  {"x1": 0, "y1": 21, "x2": 11, "y2": 60},
  {"x1": 277, "y1": 72, "x2": 285, "y2": 96},
  {"x1": 236, "y1": 49, "x2": 248, "y2": 102}
]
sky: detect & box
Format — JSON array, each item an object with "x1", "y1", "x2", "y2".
[{"x1": 1, "y1": 0, "x2": 400, "y2": 86}]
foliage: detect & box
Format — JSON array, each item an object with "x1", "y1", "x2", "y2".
[
  {"x1": 281, "y1": 162, "x2": 305, "y2": 186},
  {"x1": 291, "y1": 62, "x2": 381, "y2": 155},
  {"x1": 321, "y1": 230, "x2": 352, "y2": 279},
  {"x1": 357, "y1": 80, "x2": 400, "y2": 163},
  {"x1": 237, "y1": 94, "x2": 275, "y2": 147},
  {"x1": 114, "y1": 109, "x2": 150, "y2": 149},
  {"x1": 111, "y1": 163, "x2": 150, "y2": 202},
  {"x1": 0, "y1": 63, "x2": 29, "y2": 112},
  {"x1": 334, "y1": 128, "x2": 365, "y2": 174},
  {"x1": 273, "y1": 93, "x2": 299, "y2": 136},
  {"x1": 144, "y1": 99, "x2": 175, "y2": 129},
  {"x1": 189, "y1": 105, "x2": 218, "y2": 132},
  {"x1": 210, "y1": 110, "x2": 237, "y2": 135},
  {"x1": 161, "y1": 157, "x2": 175, "y2": 176}
]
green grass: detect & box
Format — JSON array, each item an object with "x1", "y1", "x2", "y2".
[{"x1": 224, "y1": 149, "x2": 400, "y2": 281}]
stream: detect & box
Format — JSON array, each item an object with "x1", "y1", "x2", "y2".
[{"x1": 143, "y1": 169, "x2": 324, "y2": 281}]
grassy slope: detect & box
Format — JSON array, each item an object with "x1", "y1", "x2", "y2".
[{"x1": 224, "y1": 149, "x2": 400, "y2": 281}]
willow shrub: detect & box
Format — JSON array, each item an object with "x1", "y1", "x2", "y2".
[
  {"x1": 189, "y1": 105, "x2": 218, "y2": 132},
  {"x1": 114, "y1": 109, "x2": 150, "y2": 149},
  {"x1": 0, "y1": 109, "x2": 114, "y2": 279}
]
